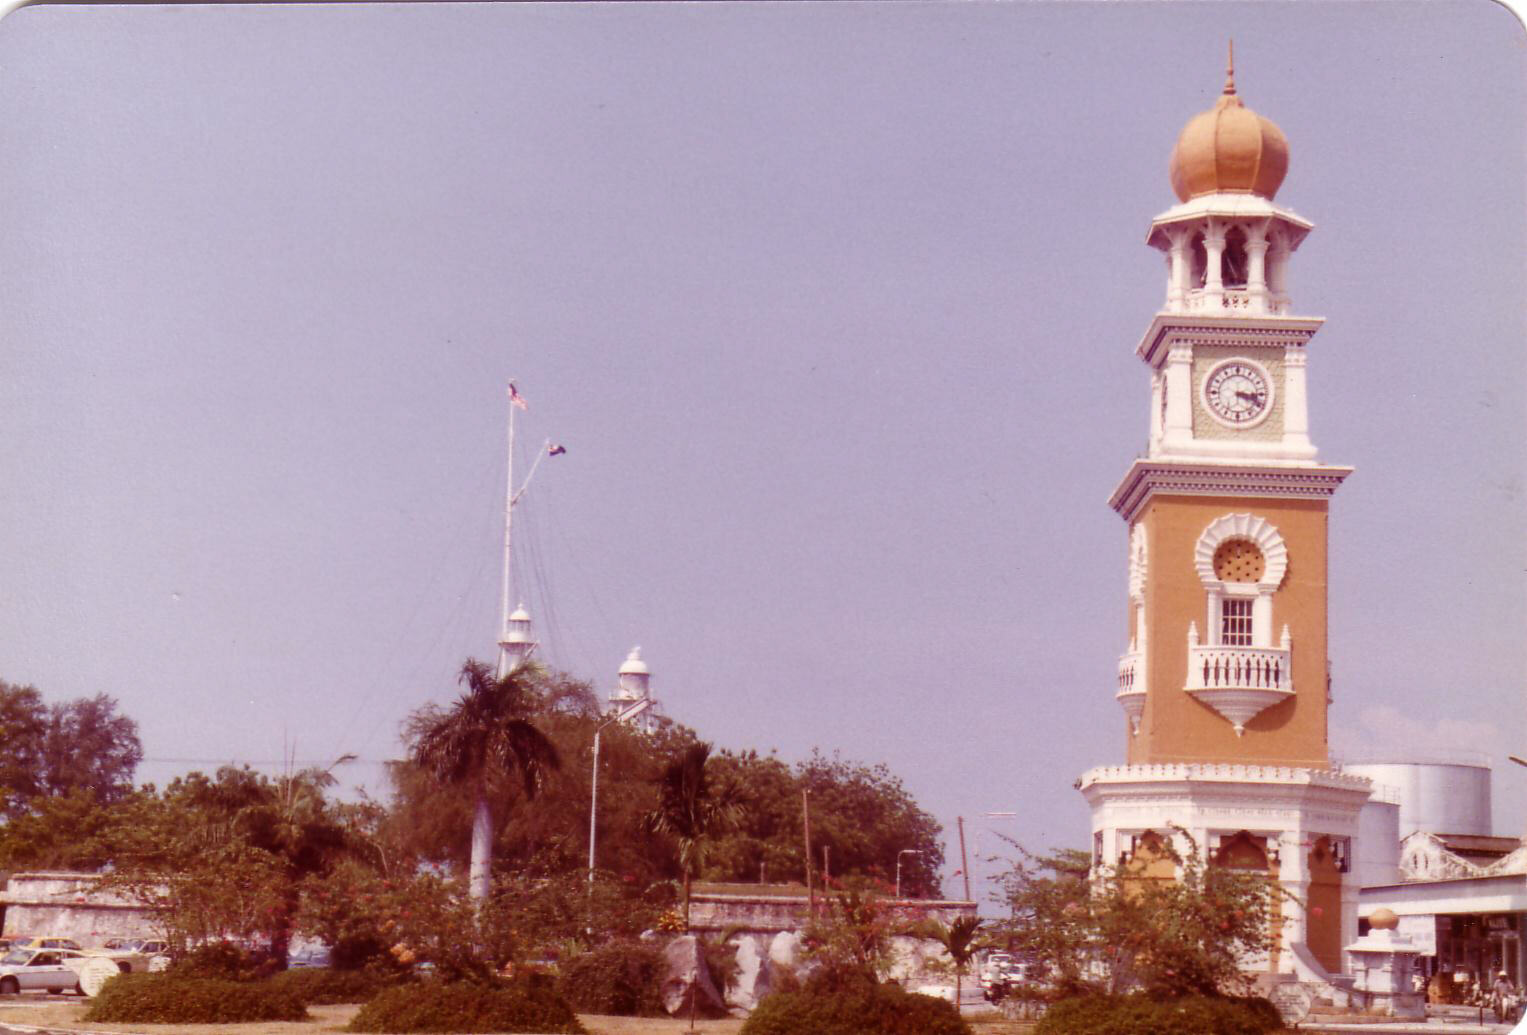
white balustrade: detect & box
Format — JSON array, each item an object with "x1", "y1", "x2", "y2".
[
  {"x1": 1117, "y1": 651, "x2": 1144, "y2": 695},
  {"x1": 1185, "y1": 644, "x2": 1292, "y2": 693}
]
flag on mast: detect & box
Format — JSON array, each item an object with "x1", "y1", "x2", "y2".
[
  {"x1": 548, "y1": 443, "x2": 566, "y2": 457},
  {"x1": 509, "y1": 382, "x2": 529, "y2": 411}
]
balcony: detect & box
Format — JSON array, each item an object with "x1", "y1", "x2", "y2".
[
  {"x1": 1116, "y1": 649, "x2": 1146, "y2": 734},
  {"x1": 1184, "y1": 644, "x2": 1293, "y2": 735}
]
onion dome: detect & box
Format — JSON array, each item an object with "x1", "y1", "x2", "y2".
[
  {"x1": 1168, "y1": 46, "x2": 1289, "y2": 202},
  {"x1": 618, "y1": 647, "x2": 649, "y2": 677}
]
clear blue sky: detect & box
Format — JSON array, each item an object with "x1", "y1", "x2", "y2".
[{"x1": 0, "y1": 1, "x2": 1522, "y2": 902}]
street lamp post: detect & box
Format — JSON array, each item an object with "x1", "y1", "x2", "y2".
[
  {"x1": 588, "y1": 698, "x2": 654, "y2": 891},
  {"x1": 896, "y1": 849, "x2": 922, "y2": 899}
]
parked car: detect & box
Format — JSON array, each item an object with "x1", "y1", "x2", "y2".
[
  {"x1": 0, "y1": 948, "x2": 88, "y2": 995},
  {"x1": 93, "y1": 938, "x2": 168, "y2": 955},
  {"x1": 11, "y1": 937, "x2": 83, "y2": 953},
  {"x1": 81, "y1": 938, "x2": 169, "y2": 974},
  {"x1": 288, "y1": 947, "x2": 331, "y2": 969}
]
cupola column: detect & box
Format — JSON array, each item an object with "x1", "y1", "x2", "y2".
[
  {"x1": 1267, "y1": 236, "x2": 1291, "y2": 310},
  {"x1": 1164, "y1": 227, "x2": 1192, "y2": 310},
  {"x1": 1245, "y1": 221, "x2": 1270, "y2": 314},
  {"x1": 1202, "y1": 226, "x2": 1227, "y2": 306}
]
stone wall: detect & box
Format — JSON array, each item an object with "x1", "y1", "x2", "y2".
[
  {"x1": 0, "y1": 872, "x2": 161, "y2": 945},
  {"x1": 684, "y1": 883, "x2": 978, "y2": 1012},
  {"x1": 687, "y1": 883, "x2": 975, "y2": 936}
]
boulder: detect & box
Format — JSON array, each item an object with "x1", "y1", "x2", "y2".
[
  {"x1": 726, "y1": 935, "x2": 771, "y2": 1014},
  {"x1": 768, "y1": 930, "x2": 802, "y2": 969},
  {"x1": 660, "y1": 934, "x2": 727, "y2": 1018}
]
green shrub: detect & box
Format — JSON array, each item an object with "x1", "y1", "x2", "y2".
[
  {"x1": 84, "y1": 973, "x2": 308, "y2": 1023},
  {"x1": 346, "y1": 976, "x2": 586, "y2": 1034},
  {"x1": 1034, "y1": 993, "x2": 1285, "y2": 1035},
  {"x1": 741, "y1": 974, "x2": 970, "y2": 1035},
  {"x1": 268, "y1": 966, "x2": 401, "y2": 1005},
  {"x1": 165, "y1": 940, "x2": 275, "y2": 981},
  {"x1": 557, "y1": 941, "x2": 665, "y2": 1016}
]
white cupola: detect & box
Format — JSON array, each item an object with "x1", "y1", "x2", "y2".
[
  {"x1": 497, "y1": 603, "x2": 537, "y2": 674},
  {"x1": 612, "y1": 646, "x2": 650, "y2": 703},
  {"x1": 609, "y1": 646, "x2": 660, "y2": 730}
]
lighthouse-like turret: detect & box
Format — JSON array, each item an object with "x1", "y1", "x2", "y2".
[
  {"x1": 497, "y1": 603, "x2": 537, "y2": 676},
  {"x1": 609, "y1": 647, "x2": 660, "y2": 731}
]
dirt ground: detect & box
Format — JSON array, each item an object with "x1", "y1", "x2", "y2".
[{"x1": 0, "y1": 1000, "x2": 1035, "y2": 1035}]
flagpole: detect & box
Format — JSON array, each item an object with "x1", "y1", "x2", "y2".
[{"x1": 497, "y1": 383, "x2": 517, "y2": 678}]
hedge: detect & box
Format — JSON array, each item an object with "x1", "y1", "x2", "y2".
[
  {"x1": 346, "y1": 977, "x2": 586, "y2": 1034},
  {"x1": 84, "y1": 973, "x2": 308, "y2": 1023},
  {"x1": 557, "y1": 941, "x2": 666, "y2": 1016},
  {"x1": 1034, "y1": 993, "x2": 1286, "y2": 1035},
  {"x1": 268, "y1": 966, "x2": 401, "y2": 1005},
  {"x1": 741, "y1": 976, "x2": 970, "y2": 1035}
]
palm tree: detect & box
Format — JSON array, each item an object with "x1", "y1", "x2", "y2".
[
  {"x1": 643, "y1": 741, "x2": 744, "y2": 930},
  {"x1": 409, "y1": 659, "x2": 559, "y2": 901},
  {"x1": 923, "y1": 914, "x2": 986, "y2": 1008}
]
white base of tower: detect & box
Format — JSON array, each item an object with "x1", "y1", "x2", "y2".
[{"x1": 1080, "y1": 763, "x2": 1371, "y2": 980}]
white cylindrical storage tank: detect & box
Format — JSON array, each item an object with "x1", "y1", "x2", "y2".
[
  {"x1": 1355, "y1": 794, "x2": 1401, "y2": 888},
  {"x1": 1342, "y1": 761, "x2": 1492, "y2": 838}
]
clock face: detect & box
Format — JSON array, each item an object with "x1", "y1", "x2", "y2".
[{"x1": 1203, "y1": 360, "x2": 1272, "y2": 426}]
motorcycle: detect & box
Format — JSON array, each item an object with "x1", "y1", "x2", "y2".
[{"x1": 1492, "y1": 989, "x2": 1523, "y2": 1025}]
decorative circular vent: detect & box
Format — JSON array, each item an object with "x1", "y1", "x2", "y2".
[
  {"x1": 1193, "y1": 513, "x2": 1288, "y2": 589},
  {"x1": 1213, "y1": 539, "x2": 1265, "y2": 582}
]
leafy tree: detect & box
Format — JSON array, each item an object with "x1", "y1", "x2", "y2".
[
  {"x1": 108, "y1": 765, "x2": 356, "y2": 965},
  {"x1": 800, "y1": 886, "x2": 897, "y2": 986},
  {"x1": 0, "y1": 788, "x2": 134, "y2": 870},
  {"x1": 406, "y1": 659, "x2": 560, "y2": 901},
  {"x1": 642, "y1": 741, "x2": 744, "y2": 929},
  {"x1": 0, "y1": 682, "x2": 141, "y2": 820},
  {"x1": 922, "y1": 914, "x2": 985, "y2": 1006},
  {"x1": 40, "y1": 694, "x2": 142, "y2": 802},
  {"x1": 704, "y1": 750, "x2": 945, "y2": 896},
  {"x1": 0, "y1": 681, "x2": 46, "y2": 817},
  {"x1": 993, "y1": 834, "x2": 1283, "y2": 999}
]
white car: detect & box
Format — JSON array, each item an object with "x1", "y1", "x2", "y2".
[
  {"x1": 0, "y1": 948, "x2": 88, "y2": 995},
  {"x1": 81, "y1": 939, "x2": 169, "y2": 974}
]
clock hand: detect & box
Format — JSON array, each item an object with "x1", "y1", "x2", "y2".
[{"x1": 1235, "y1": 390, "x2": 1262, "y2": 403}]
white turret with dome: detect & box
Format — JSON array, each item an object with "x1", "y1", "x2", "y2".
[{"x1": 609, "y1": 646, "x2": 661, "y2": 731}]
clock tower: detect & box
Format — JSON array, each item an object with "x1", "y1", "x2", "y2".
[{"x1": 1080, "y1": 54, "x2": 1372, "y2": 983}]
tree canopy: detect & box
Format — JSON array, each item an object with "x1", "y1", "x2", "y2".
[
  {"x1": 0, "y1": 681, "x2": 141, "y2": 821},
  {"x1": 991, "y1": 835, "x2": 1284, "y2": 998}
]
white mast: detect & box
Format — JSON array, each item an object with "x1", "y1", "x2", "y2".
[{"x1": 496, "y1": 381, "x2": 541, "y2": 677}]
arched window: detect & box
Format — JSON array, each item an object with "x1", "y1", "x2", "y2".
[
  {"x1": 1190, "y1": 231, "x2": 1208, "y2": 288},
  {"x1": 1221, "y1": 226, "x2": 1249, "y2": 288}
]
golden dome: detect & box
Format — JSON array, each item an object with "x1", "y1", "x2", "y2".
[
  {"x1": 1368, "y1": 908, "x2": 1399, "y2": 931},
  {"x1": 1168, "y1": 48, "x2": 1290, "y2": 202}
]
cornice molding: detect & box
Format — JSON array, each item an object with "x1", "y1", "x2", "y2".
[
  {"x1": 1109, "y1": 461, "x2": 1352, "y2": 523},
  {"x1": 1079, "y1": 762, "x2": 1371, "y2": 791},
  {"x1": 1136, "y1": 314, "x2": 1324, "y2": 368}
]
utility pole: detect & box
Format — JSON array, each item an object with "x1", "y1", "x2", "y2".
[
  {"x1": 958, "y1": 815, "x2": 972, "y2": 902},
  {"x1": 802, "y1": 789, "x2": 814, "y2": 916}
]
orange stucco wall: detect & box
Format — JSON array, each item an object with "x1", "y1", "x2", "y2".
[{"x1": 1126, "y1": 493, "x2": 1331, "y2": 767}]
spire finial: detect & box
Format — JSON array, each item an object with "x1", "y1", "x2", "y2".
[{"x1": 1223, "y1": 39, "x2": 1236, "y2": 95}]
